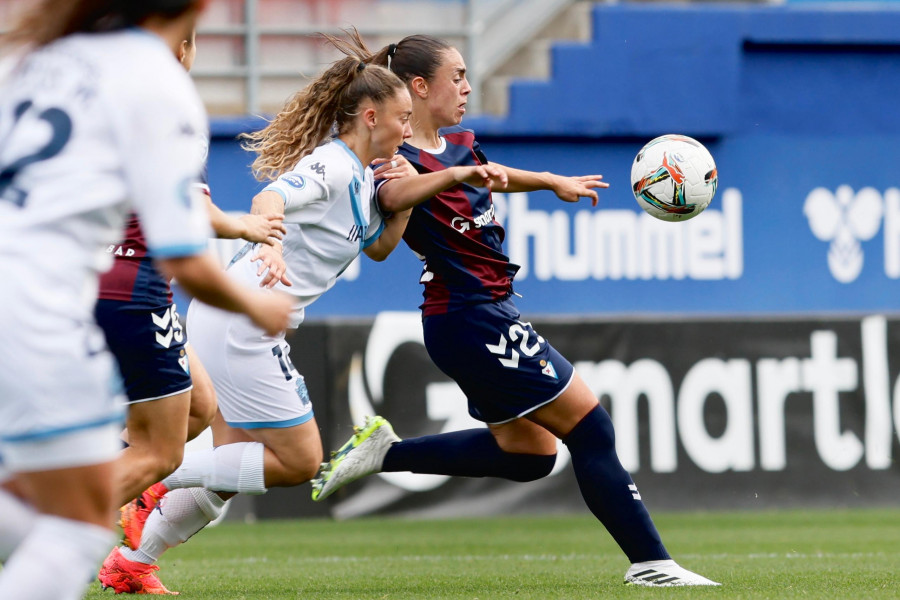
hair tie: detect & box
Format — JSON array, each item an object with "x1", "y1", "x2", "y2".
[
  {"x1": 356, "y1": 61, "x2": 366, "y2": 73},
  {"x1": 386, "y1": 43, "x2": 397, "y2": 69}
]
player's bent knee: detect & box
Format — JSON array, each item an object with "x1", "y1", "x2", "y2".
[
  {"x1": 281, "y1": 464, "x2": 320, "y2": 486},
  {"x1": 504, "y1": 452, "x2": 557, "y2": 482},
  {"x1": 189, "y1": 387, "x2": 217, "y2": 425},
  {"x1": 152, "y1": 446, "x2": 186, "y2": 481},
  {"x1": 277, "y1": 451, "x2": 322, "y2": 487}
]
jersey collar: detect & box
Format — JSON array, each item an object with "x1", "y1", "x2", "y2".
[{"x1": 333, "y1": 139, "x2": 365, "y2": 174}]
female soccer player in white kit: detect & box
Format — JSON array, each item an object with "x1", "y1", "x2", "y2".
[
  {"x1": 0, "y1": 2, "x2": 291, "y2": 598},
  {"x1": 100, "y1": 31, "x2": 507, "y2": 594}
]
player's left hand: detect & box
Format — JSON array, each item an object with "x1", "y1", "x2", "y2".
[
  {"x1": 251, "y1": 243, "x2": 292, "y2": 288},
  {"x1": 553, "y1": 174, "x2": 609, "y2": 207},
  {"x1": 239, "y1": 213, "x2": 287, "y2": 245},
  {"x1": 372, "y1": 155, "x2": 417, "y2": 180}
]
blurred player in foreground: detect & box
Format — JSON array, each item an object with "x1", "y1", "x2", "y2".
[
  {"x1": 94, "y1": 25, "x2": 285, "y2": 530},
  {"x1": 0, "y1": 1, "x2": 292, "y2": 598},
  {"x1": 94, "y1": 29, "x2": 288, "y2": 595},
  {"x1": 310, "y1": 33, "x2": 720, "y2": 588},
  {"x1": 97, "y1": 31, "x2": 507, "y2": 594}
]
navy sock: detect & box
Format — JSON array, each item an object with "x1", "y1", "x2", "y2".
[
  {"x1": 382, "y1": 428, "x2": 556, "y2": 482},
  {"x1": 563, "y1": 405, "x2": 670, "y2": 563}
]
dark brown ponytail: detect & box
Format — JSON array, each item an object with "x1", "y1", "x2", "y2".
[{"x1": 371, "y1": 35, "x2": 453, "y2": 84}]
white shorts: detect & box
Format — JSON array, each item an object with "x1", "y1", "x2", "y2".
[
  {"x1": 186, "y1": 300, "x2": 314, "y2": 429},
  {"x1": 0, "y1": 307, "x2": 126, "y2": 472}
]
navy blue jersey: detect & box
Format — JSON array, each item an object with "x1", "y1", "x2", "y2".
[{"x1": 397, "y1": 126, "x2": 519, "y2": 315}]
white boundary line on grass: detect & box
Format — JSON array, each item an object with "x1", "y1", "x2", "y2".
[{"x1": 215, "y1": 551, "x2": 895, "y2": 566}]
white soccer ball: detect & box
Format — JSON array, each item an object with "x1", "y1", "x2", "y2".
[{"x1": 630, "y1": 134, "x2": 718, "y2": 222}]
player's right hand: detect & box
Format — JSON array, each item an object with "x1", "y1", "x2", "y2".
[
  {"x1": 455, "y1": 164, "x2": 508, "y2": 190},
  {"x1": 240, "y1": 212, "x2": 287, "y2": 245},
  {"x1": 552, "y1": 174, "x2": 608, "y2": 207},
  {"x1": 247, "y1": 291, "x2": 293, "y2": 336},
  {"x1": 251, "y1": 243, "x2": 292, "y2": 288}
]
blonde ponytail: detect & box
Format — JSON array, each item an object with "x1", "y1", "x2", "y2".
[{"x1": 242, "y1": 29, "x2": 404, "y2": 181}]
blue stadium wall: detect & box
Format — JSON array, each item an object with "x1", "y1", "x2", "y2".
[{"x1": 200, "y1": 4, "x2": 900, "y2": 517}]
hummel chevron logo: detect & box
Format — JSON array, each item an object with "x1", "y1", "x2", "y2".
[
  {"x1": 629, "y1": 484, "x2": 641, "y2": 500},
  {"x1": 156, "y1": 328, "x2": 174, "y2": 349},
  {"x1": 151, "y1": 309, "x2": 172, "y2": 330},
  {"x1": 485, "y1": 334, "x2": 519, "y2": 368}
]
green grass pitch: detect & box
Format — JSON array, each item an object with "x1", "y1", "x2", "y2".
[{"x1": 87, "y1": 508, "x2": 899, "y2": 599}]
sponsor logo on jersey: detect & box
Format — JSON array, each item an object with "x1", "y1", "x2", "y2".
[
  {"x1": 309, "y1": 162, "x2": 326, "y2": 177},
  {"x1": 451, "y1": 204, "x2": 496, "y2": 233},
  {"x1": 347, "y1": 224, "x2": 368, "y2": 243},
  {"x1": 283, "y1": 174, "x2": 306, "y2": 189},
  {"x1": 106, "y1": 244, "x2": 136, "y2": 257}
]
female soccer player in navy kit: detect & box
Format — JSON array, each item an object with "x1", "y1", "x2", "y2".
[
  {"x1": 0, "y1": 1, "x2": 292, "y2": 599},
  {"x1": 312, "y1": 34, "x2": 720, "y2": 587}
]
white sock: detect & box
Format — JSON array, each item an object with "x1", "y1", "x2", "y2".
[
  {"x1": 0, "y1": 515, "x2": 116, "y2": 600},
  {"x1": 122, "y1": 487, "x2": 226, "y2": 564},
  {"x1": 162, "y1": 442, "x2": 267, "y2": 494},
  {"x1": 0, "y1": 488, "x2": 36, "y2": 560}
]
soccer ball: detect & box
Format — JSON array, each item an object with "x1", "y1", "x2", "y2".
[{"x1": 630, "y1": 134, "x2": 718, "y2": 222}]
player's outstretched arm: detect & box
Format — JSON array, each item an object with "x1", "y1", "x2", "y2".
[
  {"x1": 492, "y1": 164, "x2": 608, "y2": 207},
  {"x1": 367, "y1": 163, "x2": 507, "y2": 261},
  {"x1": 158, "y1": 253, "x2": 292, "y2": 336},
  {"x1": 207, "y1": 196, "x2": 286, "y2": 244},
  {"x1": 377, "y1": 163, "x2": 508, "y2": 213}
]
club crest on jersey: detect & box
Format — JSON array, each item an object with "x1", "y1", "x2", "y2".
[
  {"x1": 283, "y1": 174, "x2": 306, "y2": 189},
  {"x1": 540, "y1": 360, "x2": 558, "y2": 379},
  {"x1": 296, "y1": 377, "x2": 311, "y2": 407}
]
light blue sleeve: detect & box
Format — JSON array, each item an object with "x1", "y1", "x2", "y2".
[{"x1": 362, "y1": 196, "x2": 386, "y2": 249}]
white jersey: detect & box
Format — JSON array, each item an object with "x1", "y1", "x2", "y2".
[
  {"x1": 0, "y1": 30, "x2": 210, "y2": 459},
  {"x1": 228, "y1": 139, "x2": 385, "y2": 327},
  {"x1": 188, "y1": 139, "x2": 386, "y2": 427},
  {"x1": 0, "y1": 29, "x2": 211, "y2": 323}
]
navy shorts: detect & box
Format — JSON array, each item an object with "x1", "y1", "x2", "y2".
[
  {"x1": 94, "y1": 300, "x2": 192, "y2": 404},
  {"x1": 423, "y1": 297, "x2": 575, "y2": 424}
]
